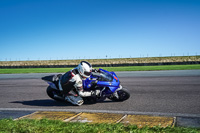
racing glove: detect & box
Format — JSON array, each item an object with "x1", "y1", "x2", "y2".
[{"x1": 92, "y1": 68, "x2": 100, "y2": 73}]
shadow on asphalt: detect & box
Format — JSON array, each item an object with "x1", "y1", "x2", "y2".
[
  {"x1": 10, "y1": 99, "x2": 72, "y2": 106},
  {"x1": 10, "y1": 99, "x2": 118, "y2": 107}
]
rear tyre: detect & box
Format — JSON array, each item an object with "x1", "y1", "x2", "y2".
[
  {"x1": 108, "y1": 88, "x2": 130, "y2": 102},
  {"x1": 46, "y1": 86, "x2": 63, "y2": 101}
]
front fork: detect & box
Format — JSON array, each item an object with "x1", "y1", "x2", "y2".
[{"x1": 112, "y1": 85, "x2": 123, "y2": 99}]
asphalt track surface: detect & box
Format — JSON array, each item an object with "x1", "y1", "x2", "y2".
[{"x1": 0, "y1": 70, "x2": 200, "y2": 119}]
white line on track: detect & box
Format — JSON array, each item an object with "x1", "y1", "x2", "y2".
[{"x1": 0, "y1": 108, "x2": 200, "y2": 118}]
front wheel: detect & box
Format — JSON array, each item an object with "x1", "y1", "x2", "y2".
[{"x1": 108, "y1": 88, "x2": 130, "y2": 102}]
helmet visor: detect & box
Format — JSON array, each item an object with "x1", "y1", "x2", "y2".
[{"x1": 84, "y1": 71, "x2": 91, "y2": 76}]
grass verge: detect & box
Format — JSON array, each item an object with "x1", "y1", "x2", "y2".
[
  {"x1": 0, "y1": 64, "x2": 200, "y2": 74},
  {"x1": 0, "y1": 119, "x2": 199, "y2": 133}
]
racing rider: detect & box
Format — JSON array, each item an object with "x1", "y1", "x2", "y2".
[{"x1": 58, "y1": 61, "x2": 100, "y2": 105}]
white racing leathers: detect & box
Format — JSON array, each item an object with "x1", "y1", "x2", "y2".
[{"x1": 58, "y1": 68, "x2": 93, "y2": 105}]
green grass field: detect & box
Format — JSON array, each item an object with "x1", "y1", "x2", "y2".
[
  {"x1": 0, "y1": 64, "x2": 200, "y2": 74},
  {"x1": 0, "y1": 119, "x2": 199, "y2": 133}
]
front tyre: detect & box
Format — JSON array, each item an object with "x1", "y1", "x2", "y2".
[{"x1": 108, "y1": 88, "x2": 130, "y2": 102}]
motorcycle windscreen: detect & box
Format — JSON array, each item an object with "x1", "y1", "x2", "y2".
[{"x1": 98, "y1": 72, "x2": 113, "y2": 82}]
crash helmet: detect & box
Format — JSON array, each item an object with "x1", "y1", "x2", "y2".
[{"x1": 77, "y1": 61, "x2": 92, "y2": 78}]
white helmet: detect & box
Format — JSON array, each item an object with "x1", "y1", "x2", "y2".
[{"x1": 77, "y1": 61, "x2": 92, "y2": 78}]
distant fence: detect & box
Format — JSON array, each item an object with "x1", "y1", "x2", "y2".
[{"x1": 0, "y1": 61, "x2": 200, "y2": 69}]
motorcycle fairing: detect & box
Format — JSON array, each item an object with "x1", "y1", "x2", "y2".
[{"x1": 83, "y1": 68, "x2": 120, "y2": 93}]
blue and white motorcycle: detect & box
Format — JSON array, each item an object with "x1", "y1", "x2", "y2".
[{"x1": 42, "y1": 68, "x2": 130, "y2": 105}]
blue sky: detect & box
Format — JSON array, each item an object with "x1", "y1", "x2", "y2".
[{"x1": 0, "y1": 0, "x2": 200, "y2": 61}]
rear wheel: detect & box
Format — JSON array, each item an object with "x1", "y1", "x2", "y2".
[
  {"x1": 108, "y1": 88, "x2": 130, "y2": 102},
  {"x1": 46, "y1": 86, "x2": 63, "y2": 101}
]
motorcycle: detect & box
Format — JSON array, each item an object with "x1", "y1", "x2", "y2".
[{"x1": 42, "y1": 68, "x2": 130, "y2": 105}]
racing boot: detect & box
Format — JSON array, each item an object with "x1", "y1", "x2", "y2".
[{"x1": 65, "y1": 95, "x2": 84, "y2": 106}]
